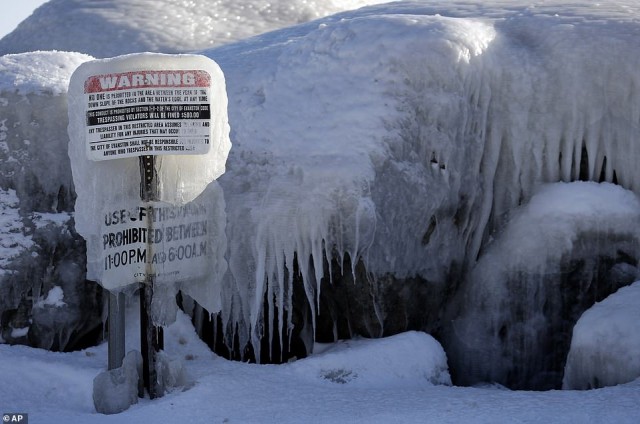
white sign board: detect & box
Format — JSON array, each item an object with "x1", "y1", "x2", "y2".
[
  {"x1": 100, "y1": 201, "x2": 211, "y2": 286},
  {"x1": 84, "y1": 69, "x2": 212, "y2": 160}
]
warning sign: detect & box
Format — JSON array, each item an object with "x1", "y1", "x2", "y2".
[
  {"x1": 84, "y1": 70, "x2": 213, "y2": 160},
  {"x1": 99, "y1": 201, "x2": 211, "y2": 286},
  {"x1": 68, "y1": 53, "x2": 231, "y2": 291}
]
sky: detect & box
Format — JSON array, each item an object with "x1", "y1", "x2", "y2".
[{"x1": 0, "y1": 0, "x2": 48, "y2": 38}]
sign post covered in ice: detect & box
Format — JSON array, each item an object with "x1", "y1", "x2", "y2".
[{"x1": 68, "y1": 53, "x2": 231, "y2": 402}]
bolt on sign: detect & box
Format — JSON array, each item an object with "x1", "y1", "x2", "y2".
[{"x1": 67, "y1": 53, "x2": 231, "y2": 291}]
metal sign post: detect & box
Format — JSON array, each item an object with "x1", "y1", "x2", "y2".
[
  {"x1": 107, "y1": 291, "x2": 125, "y2": 370},
  {"x1": 139, "y1": 154, "x2": 163, "y2": 398}
]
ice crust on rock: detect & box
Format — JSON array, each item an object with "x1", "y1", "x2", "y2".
[
  {"x1": 445, "y1": 182, "x2": 640, "y2": 389},
  {"x1": 0, "y1": 189, "x2": 33, "y2": 274},
  {"x1": 93, "y1": 350, "x2": 143, "y2": 415},
  {"x1": 205, "y1": 3, "x2": 640, "y2": 359},
  {"x1": 563, "y1": 281, "x2": 640, "y2": 390},
  {"x1": 0, "y1": 52, "x2": 92, "y2": 211},
  {"x1": 0, "y1": 53, "x2": 105, "y2": 350}
]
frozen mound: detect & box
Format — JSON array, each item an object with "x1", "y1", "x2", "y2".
[
  {"x1": 288, "y1": 331, "x2": 451, "y2": 388},
  {"x1": 444, "y1": 182, "x2": 640, "y2": 389},
  {"x1": 0, "y1": 0, "x2": 390, "y2": 57},
  {"x1": 563, "y1": 281, "x2": 640, "y2": 390},
  {"x1": 204, "y1": 1, "x2": 640, "y2": 362}
]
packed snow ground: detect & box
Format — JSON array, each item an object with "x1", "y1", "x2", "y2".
[{"x1": 1, "y1": 308, "x2": 639, "y2": 424}]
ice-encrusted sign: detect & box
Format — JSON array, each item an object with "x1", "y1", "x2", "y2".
[
  {"x1": 68, "y1": 53, "x2": 230, "y2": 291},
  {"x1": 99, "y1": 200, "x2": 212, "y2": 287},
  {"x1": 84, "y1": 69, "x2": 213, "y2": 160}
]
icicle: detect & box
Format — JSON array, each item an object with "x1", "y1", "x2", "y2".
[
  {"x1": 285, "y1": 251, "x2": 295, "y2": 354},
  {"x1": 274, "y1": 245, "x2": 285, "y2": 360},
  {"x1": 470, "y1": 123, "x2": 502, "y2": 261}
]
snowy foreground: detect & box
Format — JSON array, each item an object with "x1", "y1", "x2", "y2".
[{"x1": 1, "y1": 310, "x2": 639, "y2": 424}]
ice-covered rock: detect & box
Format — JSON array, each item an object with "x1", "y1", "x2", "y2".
[
  {"x1": 444, "y1": 182, "x2": 640, "y2": 389},
  {"x1": 563, "y1": 281, "x2": 640, "y2": 390},
  {"x1": 0, "y1": 51, "x2": 92, "y2": 210},
  {"x1": 204, "y1": 2, "x2": 640, "y2": 369},
  {"x1": 93, "y1": 350, "x2": 143, "y2": 415},
  {"x1": 0, "y1": 51, "x2": 103, "y2": 351}
]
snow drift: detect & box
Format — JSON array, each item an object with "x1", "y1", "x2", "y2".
[
  {"x1": 563, "y1": 281, "x2": 640, "y2": 390},
  {"x1": 290, "y1": 331, "x2": 452, "y2": 388}
]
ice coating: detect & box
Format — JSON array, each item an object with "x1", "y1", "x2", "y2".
[
  {"x1": 68, "y1": 53, "x2": 230, "y2": 205},
  {"x1": 0, "y1": 189, "x2": 34, "y2": 275}
]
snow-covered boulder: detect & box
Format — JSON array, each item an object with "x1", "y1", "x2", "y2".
[
  {"x1": 444, "y1": 182, "x2": 640, "y2": 390},
  {"x1": 563, "y1": 281, "x2": 640, "y2": 390}
]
